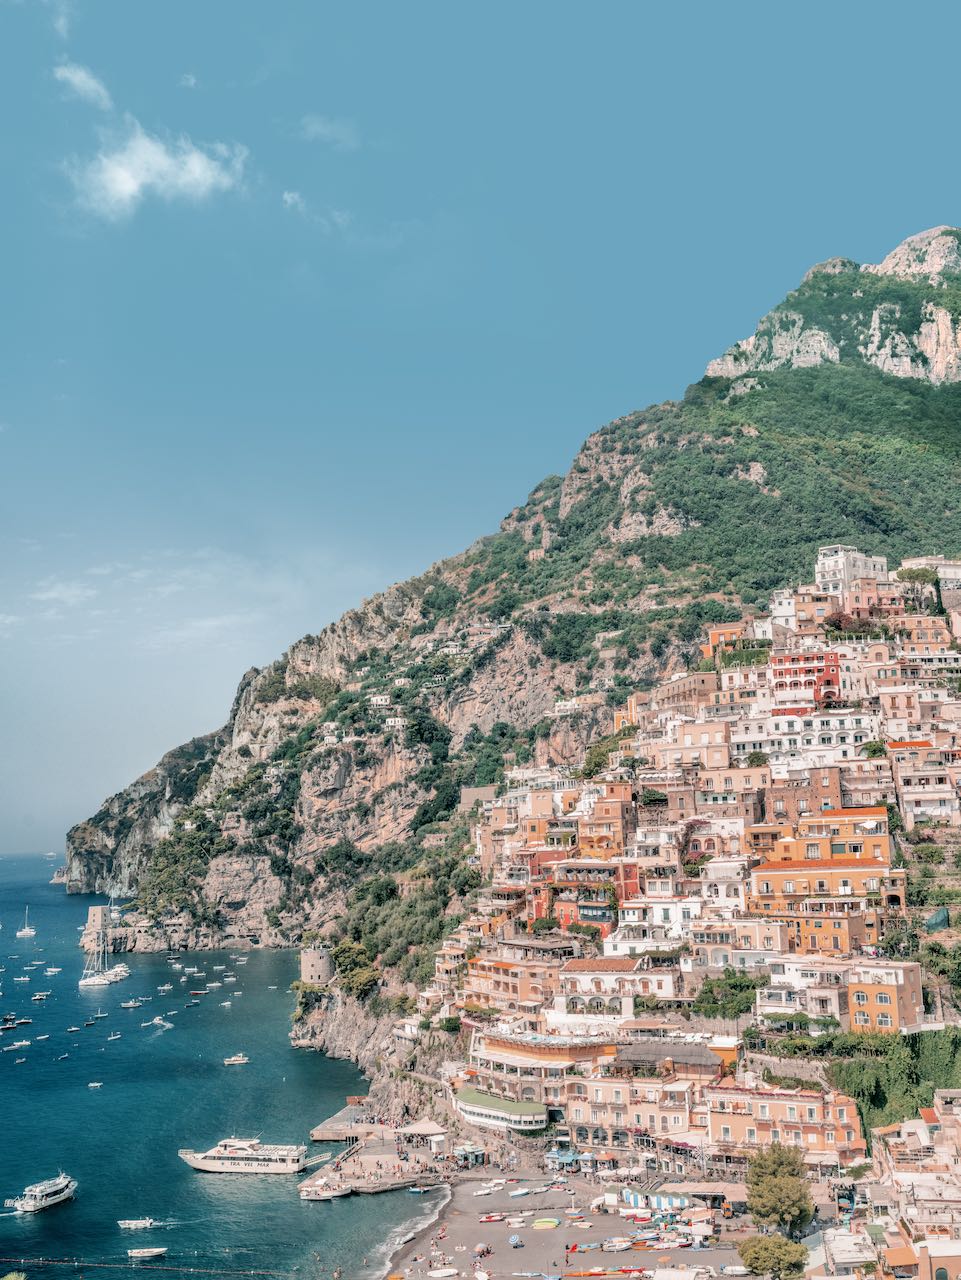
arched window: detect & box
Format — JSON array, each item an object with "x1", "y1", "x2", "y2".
[{"x1": 935, "y1": 1268, "x2": 948, "y2": 1280}]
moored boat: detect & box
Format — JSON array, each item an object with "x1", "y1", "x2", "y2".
[
  {"x1": 128, "y1": 1247, "x2": 168, "y2": 1260},
  {"x1": 179, "y1": 1137, "x2": 307, "y2": 1174}
]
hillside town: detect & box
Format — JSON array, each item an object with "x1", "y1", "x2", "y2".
[{"x1": 304, "y1": 545, "x2": 961, "y2": 1277}]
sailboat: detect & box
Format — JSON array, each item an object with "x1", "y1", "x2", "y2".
[
  {"x1": 16, "y1": 908, "x2": 35, "y2": 939},
  {"x1": 79, "y1": 926, "x2": 111, "y2": 988}
]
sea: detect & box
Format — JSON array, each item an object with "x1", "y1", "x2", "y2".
[{"x1": 0, "y1": 853, "x2": 439, "y2": 1280}]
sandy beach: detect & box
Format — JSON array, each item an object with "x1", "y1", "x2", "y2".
[{"x1": 383, "y1": 1174, "x2": 743, "y2": 1280}]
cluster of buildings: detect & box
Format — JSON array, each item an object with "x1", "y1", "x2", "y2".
[{"x1": 404, "y1": 547, "x2": 961, "y2": 1178}]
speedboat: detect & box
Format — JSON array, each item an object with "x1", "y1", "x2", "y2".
[
  {"x1": 88, "y1": 1082, "x2": 103, "y2": 1089},
  {"x1": 128, "y1": 1247, "x2": 168, "y2": 1260},
  {"x1": 66, "y1": 1026, "x2": 81, "y2": 1034},
  {"x1": 119, "y1": 1218, "x2": 157, "y2": 1229},
  {"x1": 5, "y1": 1172, "x2": 76, "y2": 1213},
  {"x1": 220, "y1": 1001, "x2": 231, "y2": 1008}
]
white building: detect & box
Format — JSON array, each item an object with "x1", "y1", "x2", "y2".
[{"x1": 815, "y1": 545, "x2": 889, "y2": 595}]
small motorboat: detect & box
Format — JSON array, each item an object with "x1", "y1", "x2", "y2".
[
  {"x1": 508, "y1": 1187, "x2": 529, "y2": 1197},
  {"x1": 66, "y1": 1026, "x2": 81, "y2": 1034},
  {"x1": 128, "y1": 1247, "x2": 168, "y2": 1260},
  {"x1": 107, "y1": 1032, "x2": 121, "y2": 1041},
  {"x1": 223, "y1": 1054, "x2": 248, "y2": 1066},
  {"x1": 478, "y1": 1212, "x2": 505, "y2": 1223},
  {"x1": 88, "y1": 1082, "x2": 103, "y2": 1089},
  {"x1": 119, "y1": 1218, "x2": 157, "y2": 1229}
]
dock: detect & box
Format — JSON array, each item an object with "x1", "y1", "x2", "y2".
[{"x1": 309, "y1": 1103, "x2": 389, "y2": 1143}]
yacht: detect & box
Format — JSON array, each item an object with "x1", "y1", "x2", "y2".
[
  {"x1": 5, "y1": 1172, "x2": 77, "y2": 1213},
  {"x1": 107, "y1": 1032, "x2": 121, "y2": 1041},
  {"x1": 120, "y1": 999, "x2": 142, "y2": 1009},
  {"x1": 223, "y1": 1053, "x2": 248, "y2": 1065},
  {"x1": 15, "y1": 908, "x2": 36, "y2": 940},
  {"x1": 157, "y1": 983, "x2": 172, "y2": 993},
  {"x1": 95, "y1": 1009, "x2": 108, "y2": 1019},
  {"x1": 119, "y1": 1218, "x2": 158, "y2": 1229},
  {"x1": 179, "y1": 1137, "x2": 307, "y2": 1174}
]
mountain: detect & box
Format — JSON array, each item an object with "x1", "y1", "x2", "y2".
[{"x1": 66, "y1": 227, "x2": 961, "y2": 959}]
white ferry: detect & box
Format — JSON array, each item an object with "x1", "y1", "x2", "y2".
[
  {"x1": 178, "y1": 1137, "x2": 307, "y2": 1174},
  {"x1": 223, "y1": 1053, "x2": 248, "y2": 1065},
  {"x1": 5, "y1": 1172, "x2": 77, "y2": 1213}
]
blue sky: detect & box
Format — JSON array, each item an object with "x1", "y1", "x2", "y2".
[{"x1": 2, "y1": 0, "x2": 960, "y2": 851}]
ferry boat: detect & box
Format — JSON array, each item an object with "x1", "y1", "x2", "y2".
[
  {"x1": 223, "y1": 1053, "x2": 248, "y2": 1065},
  {"x1": 119, "y1": 1218, "x2": 157, "y2": 1229},
  {"x1": 179, "y1": 1137, "x2": 307, "y2": 1174},
  {"x1": 5, "y1": 1172, "x2": 77, "y2": 1213},
  {"x1": 15, "y1": 908, "x2": 36, "y2": 939}
]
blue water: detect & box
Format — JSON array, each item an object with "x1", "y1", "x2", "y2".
[{"x1": 0, "y1": 854, "x2": 427, "y2": 1279}]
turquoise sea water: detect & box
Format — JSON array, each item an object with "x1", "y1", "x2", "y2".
[{"x1": 0, "y1": 854, "x2": 429, "y2": 1279}]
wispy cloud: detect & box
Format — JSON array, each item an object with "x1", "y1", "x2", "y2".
[
  {"x1": 281, "y1": 189, "x2": 352, "y2": 235},
  {"x1": 179, "y1": 73, "x2": 198, "y2": 90},
  {"x1": 0, "y1": 614, "x2": 23, "y2": 639},
  {"x1": 300, "y1": 114, "x2": 359, "y2": 152},
  {"x1": 68, "y1": 115, "x2": 247, "y2": 221},
  {"x1": 43, "y1": 0, "x2": 72, "y2": 38},
  {"x1": 30, "y1": 577, "x2": 98, "y2": 607},
  {"x1": 54, "y1": 61, "x2": 112, "y2": 111}
]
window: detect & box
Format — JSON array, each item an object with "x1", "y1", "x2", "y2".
[
  {"x1": 878, "y1": 1014, "x2": 893, "y2": 1027},
  {"x1": 876, "y1": 993, "x2": 891, "y2": 1005},
  {"x1": 747, "y1": 1128, "x2": 756, "y2": 1142}
]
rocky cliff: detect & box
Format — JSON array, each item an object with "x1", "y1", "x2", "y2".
[
  {"x1": 67, "y1": 226, "x2": 961, "y2": 956},
  {"x1": 707, "y1": 226, "x2": 961, "y2": 384}
]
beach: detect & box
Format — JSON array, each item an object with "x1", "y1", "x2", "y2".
[{"x1": 383, "y1": 1173, "x2": 743, "y2": 1279}]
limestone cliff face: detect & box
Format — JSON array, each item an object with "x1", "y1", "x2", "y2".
[{"x1": 707, "y1": 226, "x2": 961, "y2": 384}]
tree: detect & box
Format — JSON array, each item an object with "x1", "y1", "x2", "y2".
[
  {"x1": 746, "y1": 1145, "x2": 813, "y2": 1238},
  {"x1": 738, "y1": 1234, "x2": 808, "y2": 1279},
  {"x1": 746, "y1": 750, "x2": 770, "y2": 767}
]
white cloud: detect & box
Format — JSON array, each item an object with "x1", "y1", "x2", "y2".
[
  {"x1": 0, "y1": 614, "x2": 23, "y2": 639},
  {"x1": 300, "y1": 114, "x2": 359, "y2": 152},
  {"x1": 179, "y1": 73, "x2": 198, "y2": 89},
  {"x1": 68, "y1": 115, "x2": 247, "y2": 220},
  {"x1": 30, "y1": 577, "x2": 98, "y2": 607},
  {"x1": 54, "y1": 61, "x2": 113, "y2": 111},
  {"x1": 282, "y1": 189, "x2": 306, "y2": 213}
]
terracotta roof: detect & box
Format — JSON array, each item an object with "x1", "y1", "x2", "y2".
[
  {"x1": 816, "y1": 806, "x2": 887, "y2": 817},
  {"x1": 752, "y1": 858, "x2": 890, "y2": 872},
  {"x1": 562, "y1": 957, "x2": 641, "y2": 973},
  {"x1": 884, "y1": 1246, "x2": 918, "y2": 1267},
  {"x1": 889, "y1": 740, "x2": 933, "y2": 749},
  {"x1": 920, "y1": 1107, "x2": 938, "y2": 1124}
]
